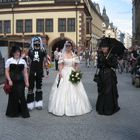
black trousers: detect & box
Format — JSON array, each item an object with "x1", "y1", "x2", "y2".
[{"x1": 27, "y1": 71, "x2": 43, "y2": 103}]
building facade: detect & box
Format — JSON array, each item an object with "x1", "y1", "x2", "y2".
[
  {"x1": 0, "y1": 0, "x2": 92, "y2": 58},
  {"x1": 124, "y1": 33, "x2": 132, "y2": 49},
  {"x1": 89, "y1": 1, "x2": 104, "y2": 50},
  {"x1": 116, "y1": 30, "x2": 125, "y2": 44},
  {"x1": 132, "y1": 0, "x2": 140, "y2": 46},
  {"x1": 102, "y1": 7, "x2": 117, "y2": 39}
]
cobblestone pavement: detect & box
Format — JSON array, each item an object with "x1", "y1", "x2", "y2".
[{"x1": 0, "y1": 61, "x2": 140, "y2": 140}]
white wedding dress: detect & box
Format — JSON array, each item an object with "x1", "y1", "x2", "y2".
[{"x1": 48, "y1": 54, "x2": 92, "y2": 116}]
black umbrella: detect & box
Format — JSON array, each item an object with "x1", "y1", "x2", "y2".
[{"x1": 98, "y1": 37, "x2": 126, "y2": 56}]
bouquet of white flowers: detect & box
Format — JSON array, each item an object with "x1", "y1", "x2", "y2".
[{"x1": 69, "y1": 70, "x2": 82, "y2": 84}]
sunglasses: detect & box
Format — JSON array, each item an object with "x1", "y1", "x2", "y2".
[
  {"x1": 66, "y1": 44, "x2": 71, "y2": 47},
  {"x1": 34, "y1": 44, "x2": 40, "y2": 47}
]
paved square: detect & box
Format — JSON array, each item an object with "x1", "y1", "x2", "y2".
[{"x1": 0, "y1": 62, "x2": 140, "y2": 140}]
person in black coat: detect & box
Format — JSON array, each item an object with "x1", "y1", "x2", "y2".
[{"x1": 96, "y1": 47, "x2": 120, "y2": 115}]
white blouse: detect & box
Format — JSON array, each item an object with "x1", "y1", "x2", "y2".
[{"x1": 5, "y1": 57, "x2": 27, "y2": 68}]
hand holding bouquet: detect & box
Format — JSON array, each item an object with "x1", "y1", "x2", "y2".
[{"x1": 69, "y1": 70, "x2": 82, "y2": 84}]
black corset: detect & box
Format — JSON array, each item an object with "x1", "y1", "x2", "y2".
[{"x1": 9, "y1": 64, "x2": 24, "y2": 82}]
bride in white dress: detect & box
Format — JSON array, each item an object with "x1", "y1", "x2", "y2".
[{"x1": 48, "y1": 41, "x2": 92, "y2": 116}]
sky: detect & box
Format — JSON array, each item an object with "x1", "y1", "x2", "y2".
[{"x1": 92, "y1": 0, "x2": 132, "y2": 35}]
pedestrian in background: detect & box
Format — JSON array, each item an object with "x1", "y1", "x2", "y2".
[
  {"x1": 84, "y1": 48, "x2": 91, "y2": 67},
  {"x1": 131, "y1": 45, "x2": 139, "y2": 74},
  {"x1": 5, "y1": 46, "x2": 30, "y2": 118},
  {"x1": 21, "y1": 48, "x2": 30, "y2": 72},
  {"x1": 54, "y1": 47, "x2": 59, "y2": 71}
]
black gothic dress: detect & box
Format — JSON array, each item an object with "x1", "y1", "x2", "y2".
[
  {"x1": 6, "y1": 63, "x2": 30, "y2": 118},
  {"x1": 96, "y1": 53, "x2": 120, "y2": 115}
]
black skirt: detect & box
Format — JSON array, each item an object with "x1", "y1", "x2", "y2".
[
  {"x1": 6, "y1": 81, "x2": 30, "y2": 118},
  {"x1": 96, "y1": 68, "x2": 120, "y2": 115}
]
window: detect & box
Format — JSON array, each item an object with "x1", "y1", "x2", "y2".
[
  {"x1": 37, "y1": 19, "x2": 44, "y2": 32},
  {"x1": 0, "y1": 21, "x2": 2, "y2": 33},
  {"x1": 67, "y1": 18, "x2": 75, "y2": 32},
  {"x1": 4, "y1": 20, "x2": 11, "y2": 33},
  {"x1": 16, "y1": 20, "x2": 23, "y2": 33},
  {"x1": 58, "y1": 18, "x2": 66, "y2": 32},
  {"x1": 86, "y1": 20, "x2": 91, "y2": 34},
  {"x1": 0, "y1": 0, "x2": 17, "y2": 3},
  {"x1": 25, "y1": 19, "x2": 32, "y2": 33},
  {"x1": 45, "y1": 19, "x2": 53, "y2": 32}
]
